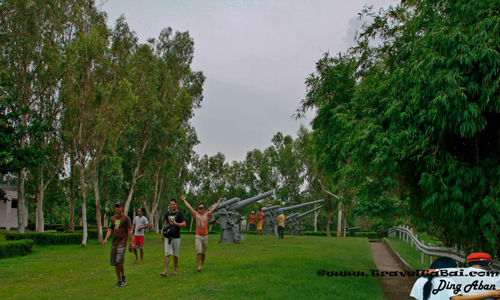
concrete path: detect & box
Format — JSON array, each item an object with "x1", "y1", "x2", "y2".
[{"x1": 370, "y1": 242, "x2": 415, "y2": 300}]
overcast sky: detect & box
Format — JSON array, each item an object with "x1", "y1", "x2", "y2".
[{"x1": 102, "y1": 0, "x2": 398, "y2": 163}]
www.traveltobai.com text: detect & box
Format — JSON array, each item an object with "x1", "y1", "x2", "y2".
[{"x1": 316, "y1": 269, "x2": 500, "y2": 277}]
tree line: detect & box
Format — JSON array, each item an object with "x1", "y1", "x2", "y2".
[
  {"x1": 297, "y1": 0, "x2": 500, "y2": 255},
  {"x1": 0, "y1": 0, "x2": 204, "y2": 245}
]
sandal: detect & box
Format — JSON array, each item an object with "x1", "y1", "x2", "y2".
[{"x1": 160, "y1": 272, "x2": 168, "y2": 277}]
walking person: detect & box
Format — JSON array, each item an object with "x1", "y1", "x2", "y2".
[
  {"x1": 131, "y1": 207, "x2": 149, "y2": 264},
  {"x1": 277, "y1": 210, "x2": 285, "y2": 239},
  {"x1": 161, "y1": 198, "x2": 186, "y2": 277},
  {"x1": 181, "y1": 194, "x2": 223, "y2": 271},
  {"x1": 103, "y1": 201, "x2": 132, "y2": 288}
]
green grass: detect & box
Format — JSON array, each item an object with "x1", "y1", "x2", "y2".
[
  {"x1": 387, "y1": 231, "x2": 443, "y2": 270},
  {"x1": 0, "y1": 232, "x2": 388, "y2": 299}
]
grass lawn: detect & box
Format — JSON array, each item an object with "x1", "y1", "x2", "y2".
[
  {"x1": 0, "y1": 232, "x2": 388, "y2": 300},
  {"x1": 387, "y1": 231, "x2": 443, "y2": 270}
]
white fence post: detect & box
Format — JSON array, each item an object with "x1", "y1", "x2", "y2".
[
  {"x1": 421, "y1": 240, "x2": 425, "y2": 265},
  {"x1": 429, "y1": 243, "x2": 432, "y2": 265},
  {"x1": 410, "y1": 228, "x2": 413, "y2": 246},
  {"x1": 415, "y1": 235, "x2": 418, "y2": 251}
]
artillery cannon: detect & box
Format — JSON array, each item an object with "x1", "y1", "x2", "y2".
[
  {"x1": 208, "y1": 190, "x2": 274, "y2": 243},
  {"x1": 264, "y1": 199, "x2": 324, "y2": 235},
  {"x1": 287, "y1": 205, "x2": 323, "y2": 235}
]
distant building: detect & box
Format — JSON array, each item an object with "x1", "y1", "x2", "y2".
[{"x1": 0, "y1": 184, "x2": 28, "y2": 230}]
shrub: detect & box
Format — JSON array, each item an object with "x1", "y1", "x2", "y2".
[
  {"x1": 0, "y1": 239, "x2": 35, "y2": 259},
  {"x1": 5, "y1": 232, "x2": 83, "y2": 245},
  {"x1": 71, "y1": 226, "x2": 96, "y2": 231},
  {"x1": 28, "y1": 223, "x2": 66, "y2": 231}
]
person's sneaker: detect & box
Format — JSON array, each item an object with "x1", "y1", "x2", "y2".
[
  {"x1": 114, "y1": 281, "x2": 121, "y2": 288},
  {"x1": 121, "y1": 276, "x2": 126, "y2": 287}
]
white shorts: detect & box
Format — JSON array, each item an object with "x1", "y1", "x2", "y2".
[{"x1": 164, "y1": 238, "x2": 181, "y2": 257}]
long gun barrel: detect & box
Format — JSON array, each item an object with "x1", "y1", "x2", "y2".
[
  {"x1": 295, "y1": 206, "x2": 323, "y2": 219},
  {"x1": 262, "y1": 205, "x2": 281, "y2": 212},
  {"x1": 285, "y1": 212, "x2": 300, "y2": 219},
  {"x1": 274, "y1": 199, "x2": 324, "y2": 212},
  {"x1": 231, "y1": 190, "x2": 274, "y2": 210},
  {"x1": 214, "y1": 197, "x2": 240, "y2": 210}
]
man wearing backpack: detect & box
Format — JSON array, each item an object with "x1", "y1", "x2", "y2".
[
  {"x1": 161, "y1": 198, "x2": 186, "y2": 277},
  {"x1": 181, "y1": 194, "x2": 223, "y2": 271}
]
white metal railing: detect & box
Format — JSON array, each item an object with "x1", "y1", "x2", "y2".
[{"x1": 388, "y1": 225, "x2": 500, "y2": 272}]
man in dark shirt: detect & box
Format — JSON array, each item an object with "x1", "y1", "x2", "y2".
[
  {"x1": 104, "y1": 201, "x2": 132, "y2": 288},
  {"x1": 160, "y1": 198, "x2": 186, "y2": 276}
]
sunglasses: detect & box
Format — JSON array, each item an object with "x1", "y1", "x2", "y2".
[{"x1": 198, "y1": 207, "x2": 205, "y2": 210}]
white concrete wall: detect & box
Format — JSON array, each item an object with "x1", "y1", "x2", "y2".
[{"x1": 0, "y1": 188, "x2": 28, "y2": 229}]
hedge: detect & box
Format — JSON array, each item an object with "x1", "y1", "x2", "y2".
[
  {"x1": 73, "y1": 229, "x2": 108, "y2": 239},
  {"x1": 355, "y1": 232, "x2": 378, "y2": 239},
  {"x1": 5, "y1": 232, "x2": 83, "y2": 245},
  {"x1": 28, "y1": 223, "x2": 96, "y2": 231},
  {"x1": 0, "y1": 239, "x2": 35, "y2": 259}
]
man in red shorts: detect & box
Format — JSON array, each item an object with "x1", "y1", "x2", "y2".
[
  {"x1": 131, "y1": 207, "x2": 149, "y2": 264},
  {"x1": 181, "y1": 194, "x2": 223, "y2": 271}
]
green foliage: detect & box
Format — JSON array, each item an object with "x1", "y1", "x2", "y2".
[
  {"x1": 5, "y1": 232, "x2": 84, "y2": 245},
  {"x1": 298, "y1": 0, "x2": 500, "y2": 255},
  {"x1": 0, "y1": 239, "x2": 35, "y2": 259}
]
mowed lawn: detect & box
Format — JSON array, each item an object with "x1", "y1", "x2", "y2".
[{"x1": 1, "y1": 232, "x2": 388, "y2": 300}]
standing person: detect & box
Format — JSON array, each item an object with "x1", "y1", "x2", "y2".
[
  {"x1": 103, "y1": 201, "x2": 132, "y2": 288},
  {"x1": 131, "y1": 207, "x2": 149, "y2": 264},
  {"x1": 160, "y1": 198, "x2": 186, "y2": 277},
  {"x1": 249, "y1": 211, "x2": 256, "y2": 233},
  {"x1": 277, "y1": 210, "x2": 285, "y2": 239},
  {"x1": 181, "y1": 195, "x2": 223, "y2": 271},
  {"x1": 256, "y1": 208, "x2": 264, "y2": 235}
]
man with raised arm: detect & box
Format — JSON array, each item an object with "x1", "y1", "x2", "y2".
[
  {"x1": 103, "y1": 201, "x2": 132, "y2": 288},
  {"x1": 181, "y1": 194, "x2": 223, "y2": 271},
  {"x1": 160, "y1": 198, "x2": 186, "y2": 277}
]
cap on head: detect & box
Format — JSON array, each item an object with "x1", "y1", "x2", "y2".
[
  {"x1": 251, "y1": 211, "x2": 255, "y2": 214},
  {"x1": 467, "y1": 253, "x2": 492, "y2": 263},
  {"x1": 115, "y1": 201, "x2": 124, "y2": 207},
  {"x1": 280, "y1": 210, "x2": 283, "y2": 214}
]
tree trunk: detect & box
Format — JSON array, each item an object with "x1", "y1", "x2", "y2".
[
  {"x1": 326, "y1": 211, "x2": 331, "y2": 237},
  {"x1": 94, "y1": 170, "x2": 103, "y2": 244},
  {"x1": 17, "y1": 168, "x2": 27, "y2": 233},
  {"x1": 337, "y1": 202, "x2": 344, "y2": 237},
  {"x1": 80, "y1": 165, "x2": 88, "y2": 247},
  {"x1": 314, "y1": 209, "x2": 320, "y2": 232},
  {"x1": 124, "y1": 139, "x2": 148, "y2": 215},
  {"x1": 36, "y1": 172, "x2": 45, "y2": 232},
  {"x1": 69, "y1": 153, "x2": 76, "y2": 231}
]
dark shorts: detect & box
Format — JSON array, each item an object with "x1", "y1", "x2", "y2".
[
  {"x1": 249, "y1": 223, "x2": 256, "y2": 231},
  {"x1": 110, "y1": 245, "x2": 126, "y2": 266}
]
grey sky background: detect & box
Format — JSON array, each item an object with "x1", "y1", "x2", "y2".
[{"x1": 102, "y1": 0, "x2": 398, "y2": 163}]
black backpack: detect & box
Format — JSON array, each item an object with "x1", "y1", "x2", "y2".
[{"x1": 162, "y1": 222, "x2": 175, "y2": 239}]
